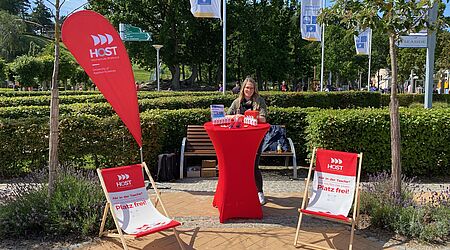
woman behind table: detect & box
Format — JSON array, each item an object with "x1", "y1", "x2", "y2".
[{"x1": 226, "y1": 77, "x2": 267, "y2": 205}]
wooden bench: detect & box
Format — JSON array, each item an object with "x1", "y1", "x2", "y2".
[{"x1": 179, "y1": 125, "x2": 298, "y2": 179}]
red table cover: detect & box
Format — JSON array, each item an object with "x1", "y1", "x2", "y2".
[{"x1": 204, "y1": 122, "x2": 270, "y2": 223}]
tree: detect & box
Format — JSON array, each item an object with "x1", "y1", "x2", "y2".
[
  {"x1": 30, "y1": 0, "x2": 53, "y2": 33},
  {"x1": 0, "y1": 0, "x2": 30, "y2": 17},
  {"x1": 9, "y1": 55, "x2": 41, "y2": 87},
  {"x1": 435, "y1": 30, "x2": 450, "y2": 70},
  {"x1": 0, "y1": 11, "x2": 28, "y2": 61},
  {"x1": 322, "y1": 0, "x2": 443, "y2": 195},
  {"x1": 397, "y1": 48, "x2": 426, "y2": 85},
  {"x1": 0, "y1": 57, "x2": 6, "y2": 83},
  {"x1": 47, "y1": 0, "x2": 63, "y2": 197}
]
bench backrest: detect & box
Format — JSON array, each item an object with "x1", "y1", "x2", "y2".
[
  {"x1": 185, "y1": 125, "x2": 289, "y2": 153},
  {"x1": 186, "y1": 125, "x2": 215, "y2": 152}
]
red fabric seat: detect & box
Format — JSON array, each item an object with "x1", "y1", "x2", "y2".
[{"x1": 300, "y1": 209, "x2": 351, "y2": 223}]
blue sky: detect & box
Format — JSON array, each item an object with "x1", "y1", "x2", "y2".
[{"x1": 44, "y1": 0, "x2": 449, "y2": 19}]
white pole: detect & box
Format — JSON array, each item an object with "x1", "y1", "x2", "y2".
[
  {"x1": 153, "y1": 45, "x2": 163, "y2": 91},
  {"x1": 320, "y1": 0, "x2": 325, "y2": 92},
  {"x1": 156, "y1": 48, "x2": 160, "y2": 91},
  {"x1": 367, "y1": 29, "x2": 372, "y2": 91},
  {"x1": 424, "y1": 1, "x2": 438, "y2": 108},
  {"x1": 222, "y1": 0, "x2": 226, "y2": 95}
]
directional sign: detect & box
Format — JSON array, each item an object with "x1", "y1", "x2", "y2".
[
  {"x1": 397, "y1": 34, "x2": 428, "y2": 48},
  {"x1": 119, "y1": 23, "x2": 152, "y2": 41}
]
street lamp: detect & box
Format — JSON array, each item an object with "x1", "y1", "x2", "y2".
[{"x1": 152, "y1": 45, "x2": 163, "y2": 91}]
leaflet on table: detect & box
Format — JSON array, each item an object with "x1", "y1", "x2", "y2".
[{"x1": 210, "y1": 104, "x2": 229, "y2": 125}]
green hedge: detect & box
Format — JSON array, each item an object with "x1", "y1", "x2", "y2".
[
  {"x1": 306, "y1": 108, "x2": 450, "y2": 176},
  {"x1": 0, "y1": 91, "x2": 216, "y2": 107},
  {"x1": 2, "y1": 107, "x2": 449, "y2": 178},
  {"x1": 0, "y1": 92, "x2": 382, "y2": 119},
  {"x1": 0, "y1": 90, "x2": 100, "y2": 97},
  {"x1": 380, "y1": 93, "x2": 450, "y2": 107},
  {"x1": 0, "y1": 107, "x2": 308, "y2": 177}
]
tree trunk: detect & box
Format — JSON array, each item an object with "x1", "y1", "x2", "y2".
[
  {"x1": 48, "y1": 0, "x2": 61, "y2": 198},
  {"x1": 169, "y1": 64, "x2": 180, "y2": 90},
  {"x1": 182, "y1": 64, "x2": 185, "y2": 80},
  {"x1": 389, "y1": 34, "x2": 402, "y2": 196},
  {"x1": 185, "y1": 64, "x2": 198, "y2": 86},
  {"x1": 208, "y1": 66, "x2": 212, "y2": 84},
  {"x1": 256, "y1": 68, "x2": 262, "y2": 90}
]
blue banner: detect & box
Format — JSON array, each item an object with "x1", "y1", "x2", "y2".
[
  {"x1": 301, "y1": 0, "x2": 322, "y2": 42},
  {"x1": 354, "y1": 28, "x2": 371, "y2": 55},
  {"x1": 190, "y1": 0, "x2": 221, "y2": 19}
]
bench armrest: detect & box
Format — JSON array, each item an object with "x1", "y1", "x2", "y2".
[
  {"x1": 179, "y1": 137, "x2": 187, "y2": 179},
  {"x1": 287, "y1": 137, "x2": 298, "y2": 179}
]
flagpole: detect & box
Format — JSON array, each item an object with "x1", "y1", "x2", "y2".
[
  {"x1": 367, "y1": 29, "x2": 372, "y2": 91},
  {"x1": 222, "y1": 0, "x2": 226, "y2": 95},
  {"x1": 140, "y1": 147, "x2": 143, "y2": 163},
  {"x1": 320, "y1": 0, "x2": 325, "y2": 92}
]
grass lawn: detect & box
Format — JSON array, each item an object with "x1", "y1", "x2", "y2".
[{"x1": 133, "y1": 65, "x2": 150, "y2": 83}]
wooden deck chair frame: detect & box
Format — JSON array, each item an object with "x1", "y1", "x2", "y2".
[
  {"x1": 97, "y1": 162, "x2": 185, "y2": 250},
  {"x1": 294, "y1": 148, "x2": 363, "y2": 250}
]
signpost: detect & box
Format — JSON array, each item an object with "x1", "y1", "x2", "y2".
[
  {"x1": 119, "y1": 23, "x2": 161, "y2": 92},
  {"x1": 397, "y1": 33, "x2": 427, "y2": 48},
  {"x1": 119, "y1": 23, "x2": 151, "y2": 41}
]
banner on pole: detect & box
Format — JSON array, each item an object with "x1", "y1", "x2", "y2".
[
  {"x1": 301, "y1": 0, "x2": 322, "y2": 42},
  {"x1": 190, "y1": 0, "x2": 221, "y2": 19},
  {"x1": 61, "y1": 10, "x2": 142, "y2": 147},
  {"x1": 307, "y1": 149, "x2": 358, "y2": 216},
  {"x1": 354, "y1": 28, "x2": 371, "y2": 55}
]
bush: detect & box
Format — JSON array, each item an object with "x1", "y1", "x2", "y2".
[
  {"x1": 381, "y1": 93, "x2": 450, "y2": 107},
  {"x1": 305, "y1": 108, "x2": 450, "y2": 175},
  {"x1": 2, "y1": 107, "x2": 450, "y2": 178},
  {"x1": 0, "y1": 168, "x2": 111, "y2": 239},
  {"x1": 360, "y1": 172, "x2": 450, "y2": 243},
  {"x1": 409, "y1": 102, "x2": 449, "y2": 109}
]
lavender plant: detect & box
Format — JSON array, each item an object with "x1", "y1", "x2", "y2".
[
  {"x1": 0, "y1": 166, "x2": 111, "y2": 239},
  {"x1": 360, "y1": 172, "x2": 450, "y2": 243}
]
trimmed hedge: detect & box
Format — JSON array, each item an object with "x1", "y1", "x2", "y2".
[
  {"x1": 380, "y1": 93, "x2": 450, "y2": 107},
  {"x1": 0, "y1": 91, "x2": 382, "y2": 119},
  {"x1": 2, "y1": 107, "x2": 450, "y2": 178},
  {"x1": 306, "y1": 108, "x2": 450, "y2": 176},
  {"x1": 0, "y1": 91, "x2": 216, "y2": 107},
  {"x1": 0, "y1": 90, "x2": 100, "y2": 97}
]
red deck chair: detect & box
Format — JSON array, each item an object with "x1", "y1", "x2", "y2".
[
  {"x1": 294, "y1": 148, "x2": 363, "y2": 250},
  {"x1": 97, "y1": 162, "x2": 185, "y2": 250}
]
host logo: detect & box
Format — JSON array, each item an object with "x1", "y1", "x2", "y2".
[
  {"x1": 90, "y1": 46, "x2": 118, "y2": 58},
  {"x1": 91, "y1": 34, "x2": 113, "y2": 46},
  {"x1": 116, "y1": 173, "x2": 132, "y2": 188},
  {"x1": 89, "y1": 33, "x2": 117, "y2": 58},
  {"x1": 327, "y1": 158, "x2": 343, "y2": 171}
]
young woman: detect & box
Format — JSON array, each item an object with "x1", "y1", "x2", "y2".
[{"x1": 227, "y1": 77, "x2": 268, "y2": 205}]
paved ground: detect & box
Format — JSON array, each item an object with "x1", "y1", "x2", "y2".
[
  {"x1": 1, "y1": 169, "x2": 448, "y2": 250},
  {"x1": 81, "y1": 173, "x2": 450, "y2": 250}
]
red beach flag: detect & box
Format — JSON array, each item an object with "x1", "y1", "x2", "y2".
[{"x1": 61, "y1": 10, "x2": 142, "y2": 147}]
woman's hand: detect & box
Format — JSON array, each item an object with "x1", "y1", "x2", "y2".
[{"x1": 258, "y1": 116, "x2": 266, "y2": 123}]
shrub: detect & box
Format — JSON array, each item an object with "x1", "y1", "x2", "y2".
[
  {"x1": 360, "y1": 172, "x2": 450, "y2": 243},
  {"x1": 409, "y1": 102, "x2": 449, "y2": 109},
  {"x1": 381, "y1": 94, "x2": 450, "y2": 107},
  {"x1": 0, "y1": 167, "x2": 111, "y2": 239},
  {"x1": 2, "y1": 107, "x2": 450, "y2": 178},
  {"x1": 306, "y1": 108, "x2": 450, "y2": 175}
]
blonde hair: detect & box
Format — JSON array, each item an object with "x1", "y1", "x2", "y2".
[{"x1": 238, "y1": 77, "x2": 260, "y2": 104}]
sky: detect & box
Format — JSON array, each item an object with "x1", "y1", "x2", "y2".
[{"x1": 43, "y1": 0, "x2": 450, "y2": 20}]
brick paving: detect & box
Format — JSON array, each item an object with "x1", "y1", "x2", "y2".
[{"x1": 83, "y1": 189, "x2": 391, "y2": 250}]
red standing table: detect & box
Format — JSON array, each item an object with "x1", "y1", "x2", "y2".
[{"x1": 204, "y1": 122, "x2": 270, "y2": 223}]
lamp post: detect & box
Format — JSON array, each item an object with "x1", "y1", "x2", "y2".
[{"x1": 152, "y1": 45, "x2": 163, "y2": 91}]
